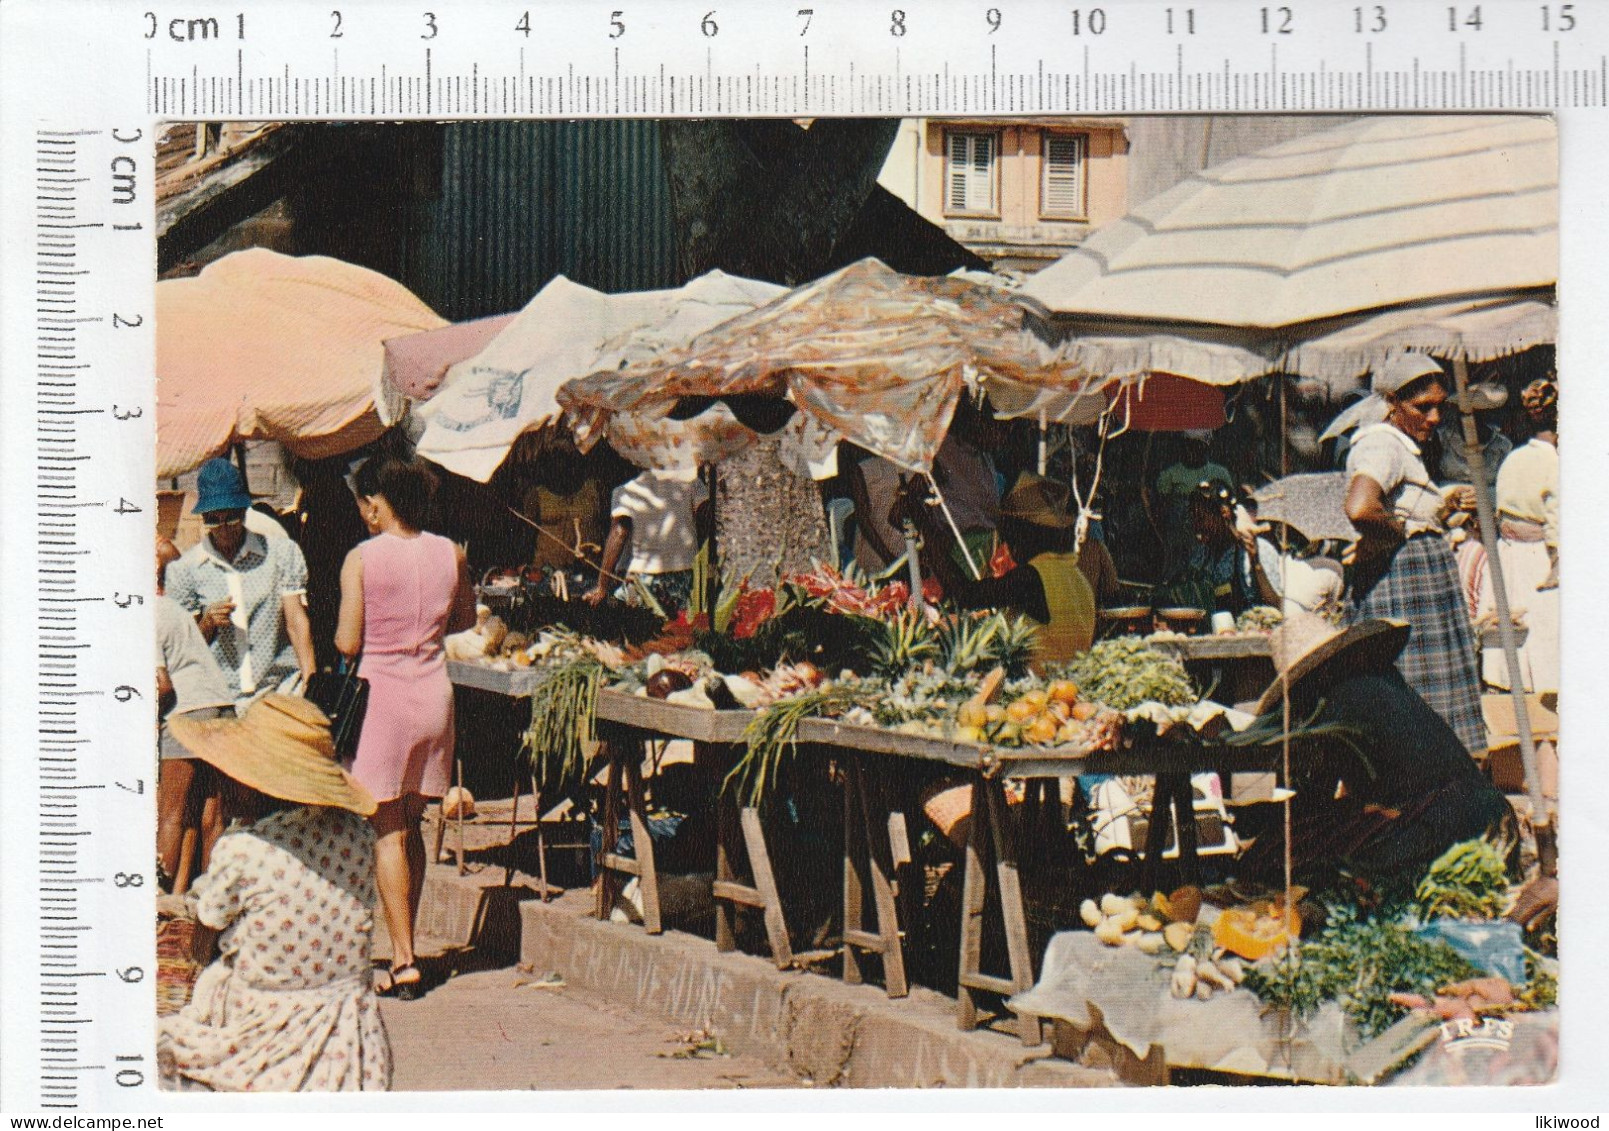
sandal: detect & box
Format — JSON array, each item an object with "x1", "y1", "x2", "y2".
[{"x1": 376, "y1": 964, "x2": 425, "y2": 1001}]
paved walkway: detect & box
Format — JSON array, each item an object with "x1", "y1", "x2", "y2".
[{"x1": 381, "y1": 963, "x2": 804, "y2": 1091}]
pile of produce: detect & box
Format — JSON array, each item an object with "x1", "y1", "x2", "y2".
[
  {"x1": 1236, "y1": 838, "x2": 1553, "y2": 1041},
  {"x1": 1235, "y1": 605, "x2": 1284, "y2": 633},
  {"x1": 1051, "y1": 638, "x2": 1197, "y2": 711}
]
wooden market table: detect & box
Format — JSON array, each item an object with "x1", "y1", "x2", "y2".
[{"x1": 447, "y1": 660, "x2": 1278, "y2": 1046}]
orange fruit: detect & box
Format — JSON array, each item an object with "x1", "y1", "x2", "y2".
[
  {"x1": 1006, "y1": 698, "x2": 1040, "y2": 724},
  {"x1": 1071, "y1": 701, "x2": 1099, "y2": 721},
  {"x1": 1048, "y1": 679, "x2": 1080, "y2": 705},
  {"x1": 1024, "y1": 716, "x2": 1060, "y2": 745},
  {"x1": 956, "y1": 701, "x2": 987, "y2": 729}
]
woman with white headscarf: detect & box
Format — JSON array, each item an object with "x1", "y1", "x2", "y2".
[
  {"x1": 1481, "y1": 377, "x2": 1559, "y2": 694},
  {"x1": 1337, "y1": 354, "x2": 1486, "y2": 756}
]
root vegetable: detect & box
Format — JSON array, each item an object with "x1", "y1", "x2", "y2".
[
  {"x1": 1195, "y1": 978, "x2": 1215, "y2": 1001},
  {"x1": 1164, "y1": 922, "x2": 1195, "y2": 952},
  {"x1": 1100, "y1": 893, "x2": 1133, "y2": 917},
  {"x1": 1079, "y1": 899, "x2": 1102, "y2": 928},
  {"x1": 1196, "y1": 959, "x2": 1235, "y2": 993},
  {"x1": 1112, "y1": 905, "x2": 1140, "y2": 932},
  {"x1": 1136, "y1": 913, "x2": 1163, "y2": 933},
  {"x1": 1171, "y1": 955, "x2": 1198, "y2": 999},
  {"x1": 1094, "y1": 917, "x2": 1127, "y2": 946},
  {"x1": 1216, "y1": 956, "x2": 1245, "y2": 985},
  {"x1": 1136, "y1": 932, "x2": 1167, "y2": 955}
]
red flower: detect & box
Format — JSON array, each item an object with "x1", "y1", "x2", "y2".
[
  {"x1": 730, "y1": 587, "x2": 776, "y2": 640},
  {"x1": 922, "y1": 577, "x2": 945, "y2": 604},
  {"x1": 989, "y1": 544, "x2": 1017, "y2": 579}
]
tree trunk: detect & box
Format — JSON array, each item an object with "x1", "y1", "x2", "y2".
[
  {"x1": 715, "y1": 431, "x2": 834, "y2": 589},
  {"x1": 661, "y1": 119, "x2": 907, "y2": 285}
]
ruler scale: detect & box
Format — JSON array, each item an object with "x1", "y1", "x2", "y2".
[
  {"x1": 4, "y1": 0, "x2": 1609, "y2": 1114},
  {"x1": 129, "y1": 0, "x2": 1609, "y2": 119}
]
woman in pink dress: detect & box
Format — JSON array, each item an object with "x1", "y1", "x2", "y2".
[{"x1": 336, "y1": 456, "x2": 475, "y2": 999}]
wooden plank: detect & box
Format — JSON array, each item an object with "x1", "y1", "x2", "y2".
[
  {"x1": 598, "y1": 852, "x2": 642, "y2": 876},
  {"x1": 843, "y1": 929, "x2": 889, "y2": 950},
  {"x1": 958, "y1": 972, "x2": 1018, "y2": 996},
  {"x1": 446, "y1": 659, "x2": 543, "y2": 698},
  {"x1": 955, "y1": 779, "x2": 988, "y2": 1032},
  {"x1": 625, "y1": 755, "x2": 662, "y2": 934},
  {"x1": 595, "y1": 689, "x2": 755, "y2": 743},
  {"x1": 711, "y1": 880, "x2": 766, "y2": 907},
  {"x1": 842, "y1": 762, "x2": 865, "y2": 987},
  {"x1": 1147, "y1": 634, "x2": 1274, "y2": 661},
  {"x1": 799, "y1": 717, "x2": 985, "y2": 768},
  {"x1": 714, "y1": 793, "x2": 738, "y2": 952},
  {"x1": 739, "y1": 807, "x2": 793, "y2": 968},
  {"x1": 1344, "y1": 1013, "x2": 1443, "y2": 1085},
  {"x1": 857, "y1": 761, "x2": 908, "y2": 998},
  {"x1": 597, "y1": 754, "x2": 622, "y2": 921},
  {"x1": 984, "y1": 781, "x2": 1040, "y2": 1046}
]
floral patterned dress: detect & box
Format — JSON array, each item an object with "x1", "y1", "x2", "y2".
[{"x1": 158, "y1": 806, "x2": 392, "y2": 1091}]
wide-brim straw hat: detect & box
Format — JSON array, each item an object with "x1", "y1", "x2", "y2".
[
  {"x1": 999, "y1": 471, "x2": 1077, "y2": 529},
  {"x1": 167, "y1": 694, "x2": 377, "y2": 816},
  {"x1": 1253, "y1": 612, "x2": 1411, "y2": 717}
]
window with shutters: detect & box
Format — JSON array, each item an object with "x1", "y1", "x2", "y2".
[
  {"x1": 944, "y1": 131, "x2": 998, "y2": 216},
  {"x1": 1040, "y1": 133, "x2": 1088, "y2": 220}
]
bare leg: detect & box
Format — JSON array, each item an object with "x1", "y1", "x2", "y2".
[
  {"x1": 404, "y1": 794, "x2": 428, "y2": 928},
  {"x1": 157, "y1": 759, "x2": 197, "y2": 881},
  {"x1": 372, "y1": 798, "x2": 422, "y2": 985}
]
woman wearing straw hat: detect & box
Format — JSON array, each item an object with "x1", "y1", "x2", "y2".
[
  {"x1": 158, "y1": 694, "x2": 391, "y2": 1091},
  {"x1": 906, "y1": 471, "x2": 1096, "y2": 670},
  {"x1": 1336, "y1": 353, "x2": 1487, "y2": 755},
  {"x1": 1237, "y1": 612, "x2": 1514, "y2": 884}
]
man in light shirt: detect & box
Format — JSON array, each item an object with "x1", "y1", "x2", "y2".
[{"x1": 584, "y1": 469, "x2": 709, "y2": 618}]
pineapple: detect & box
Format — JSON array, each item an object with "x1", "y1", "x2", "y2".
[
  {"x1": 937, "y1": 611, "x2": 1039, "y2": 677},
  {"x1": 993, "y1": 613, "x2": 1041, "y2": 677},
  {"x1": 869, "y1": 609, "x2": 940, "y2": 676},
  {"x1": 938, "y1": 612, "x2": 1002, "y2": 675}
]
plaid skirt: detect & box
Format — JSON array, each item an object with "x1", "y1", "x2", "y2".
[{"x1": 1349, "y1": 534, "x2": 1487, "y2": 755}]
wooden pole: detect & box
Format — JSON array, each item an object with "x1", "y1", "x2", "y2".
[{"x1": 1450, "y1": 358, "x2": 1554, "y2": 871}]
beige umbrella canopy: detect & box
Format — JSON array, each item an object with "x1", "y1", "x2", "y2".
[
  {"x1": 1021, "y1": 114, "x2": 1557, "y2": 332},
  {"x1": 157, "y1": 249, "x2": 446, "y2": 478},
  {"x1": 559, "y1": 257, "x2": 1085, "y2": 474},
  {"x1": 409, "y1": 271, "x2": 786, "y2": 483}
]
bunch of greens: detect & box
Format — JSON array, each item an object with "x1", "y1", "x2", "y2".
[
  {"x1": 723, "y1": 686, "x2": 861, "y2": 809},
  {"x1": 1054, "y1": 637, "x2": 1197, "y2": 710},
  {"x1": 1241, "y1": 905, "x2": 1480, "y2": 1040},
  {"x1": 1415, "y1": 837, "x2": 1513, "y2": 921},
  {"x1": 521, "y1": 655, "x2": 605, "y2": 789}
]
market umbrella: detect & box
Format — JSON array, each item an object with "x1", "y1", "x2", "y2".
[
  {"x1": 1251, "y1": 473, "x2": 1357, "y2": 543},
  {"x1": 1021, "y1": 115, "x2": 1556, "y2": 331},
  {"x1": 558, "y1": 257, "x2": 1085, "y2": 474},
  {"x1": 377, "y1": 312, "x2": 516, "y2": 426},
  {"x1": 157, "y1": 249, "x2": 446, "y2": 479},
  {"x1": 410, "y1": 271, "x2": 786, "y2": 483},
  {"x1": 1285, "y1": 291, "x2": 1557, "y2": 408}
]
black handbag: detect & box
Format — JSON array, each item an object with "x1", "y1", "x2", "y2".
[{"x1": 305, "y1": 658, "x2": 369, "y2": 760}]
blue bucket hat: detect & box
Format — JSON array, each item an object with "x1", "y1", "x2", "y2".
[{"x1": 193, "y1": 457, "x2": 253, "y2": 514}]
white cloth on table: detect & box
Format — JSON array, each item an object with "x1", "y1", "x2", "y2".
[
  {"x1": 609, "y1": 470, "x2": 708, "y2": 576},
  {"x1": 1010, "y1": 931, "x2": 1353, "y2": 1082},
  {"x1": 158, "y1": 806, "x2": 391, "y2": 1092},
  {"x1": 1345, "y1": 423, "x2": 1446, "y2": 535}
]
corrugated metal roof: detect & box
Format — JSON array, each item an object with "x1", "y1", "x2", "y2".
[{"x1": 401, "y1": 120, "x2": 680, "y2": 320}]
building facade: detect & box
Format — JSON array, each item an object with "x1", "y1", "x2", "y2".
[{"x1": 878, "y1": 117, "x2": 1130, "y2": 273}]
